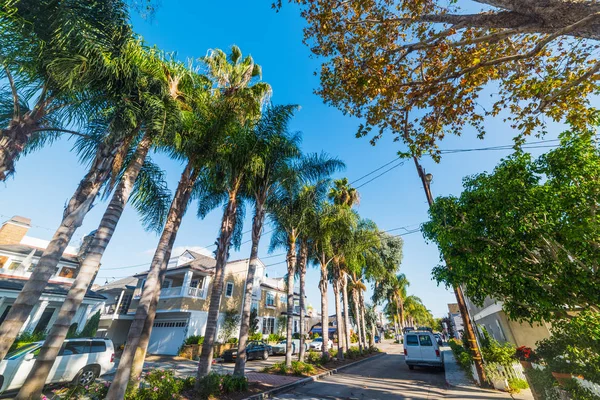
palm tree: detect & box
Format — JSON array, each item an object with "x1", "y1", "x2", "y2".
[
  {"x1": 16, "y1": 50, "x2": 187, "y2": 399},
  {"x1": 233, "y1": 104, "x2": 302, "y2": 376},
  {"x1": 269, "y1": 156, "x2": 343, "y2": 368},
  {"x1": 0, "y1": 0, "x2": 131, "y2": 180},
  {"x1": 329, "y1": 177, "x2": 360, "y2": 207}
]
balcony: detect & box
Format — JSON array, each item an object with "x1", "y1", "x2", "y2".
[{"x1": 133, "y1": 284, "x2": 207, "y2": 300}]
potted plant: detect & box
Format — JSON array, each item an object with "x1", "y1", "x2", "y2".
[{"x1": 515, "y1": 346, "x2": 538, "y2": 369}]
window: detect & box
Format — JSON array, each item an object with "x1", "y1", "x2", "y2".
[
  {"x1": 418, "y1": 335, "x2": 433, "y2": 346},
  {"x1": 90, "y1": 341, "x2": 107, "y2": 353},
  {"x1": 8, "y1": 261, "x2": 21, "y2": 270},
  {"x1": 60, "y1": 341, "x2": 91, "y2": 355},
  {"x1": 225, "y1": 282, "x2": 234, "y2": 297},
  {"x1": 294, "y1": 320, "x2": 298, "y2": 333},
  {"x1": 162, "y1": 279, "x2": 173, "y2": 288},
  {"x1": 266, "y1": 292, "x2": 275, "y2": 307},
  {"x1": 0, "y1": 256, "x2": 7, "y2": 269},
  {"x1": 495, "y1": 319, "x2": 506, "y2": 341},
  {"x1": 58, "y1": 267, "x2": 77, "y2": 278},
  {"x1": 191, "y1": 276, "x2": 205, "y2": 288},
  {"x1": 262, "y1": 317, "x2": 275, "y2": 334},
  {"x1": 0, "y1": 306, "x2": 11, "y2": 325},
  {"x1": 117, "y1": 294, "x2": 132, "y2": 314},
  {"x1": 33, "y1": 308, "x2": 55, "y2": 334},
  {"x1": 405, "y1": 335, "x2": 419, "y2": 346},
  {"x1": 279, "y1": 294, "x2": 286, "y2": 304}
]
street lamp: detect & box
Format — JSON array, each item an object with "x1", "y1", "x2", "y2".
[{"x1": 425, "y1": 173, "x2": 433, "y2": 185}]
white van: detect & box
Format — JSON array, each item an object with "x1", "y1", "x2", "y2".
[{"x1": 403, "y1": 330, "x2": 444, "y2": 370}]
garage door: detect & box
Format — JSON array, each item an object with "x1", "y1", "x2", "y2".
[{"x1": 147, "y1": 320, "x2": 187, "y2": 355}]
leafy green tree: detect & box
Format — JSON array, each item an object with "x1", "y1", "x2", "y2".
[
  {"x1": 78, "y1": 311, "x2": 101, "y2": 338},
  {"x1": 220, "y1": 310, "x2": 242, "y2": 343},
  {"x1": 282, "y1": 0, "x2": 600, "y2": 158},
  {"x1": 422, "y1": 131, "x2": 600, "y2": 322}
]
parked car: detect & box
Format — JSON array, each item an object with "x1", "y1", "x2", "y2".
[
  {"x1": 222, "y1": 341, "x2": 272, "y2": 362},
  {"x1": 308, "y1": 337, "x2": 333, "y2": 351},
  {"x1": 271, "y1": 339, "x2": 308, "y2": 355},
  {"x1": 0, "y1": 338, "x2": 115, "y2": 393},
  {"x1": 402, "y1": 326, "x2": 415, "y2": 334},
  {"x1": 374, "y1": 335, "x2": 381, "y2": 343},
  {"x1": 403, "y1": 331, "x2": 444, "y2": 371}
]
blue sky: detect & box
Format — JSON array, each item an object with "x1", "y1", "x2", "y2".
[{"x1": 0, "y1": 0, "x2": 569, "y2": 318}]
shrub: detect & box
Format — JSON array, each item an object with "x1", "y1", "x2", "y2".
[
  {"x1": 329, "y1": 348, "x2": 338, "y2": 358},
  {"x1": 194, "y1": 373, "x2": 222, "y2": 400},
  {"x1": 221, "y1": 374, "x2": 248, "y2": 393},
  {"x1": 79, "y1": 311, "x2": 101, "y2": 338},
  {"x1": 448, "y1": 339, "x2": 473, "y2": 376},
  {"x1": 291, "y1": 361, "x2": 315, "y2": 376},
  {"x1": 126, "y1": 369, "x2": 185, "y2": 400},
  {"x1": 183, "y1": 335, "x2": 204, "y2": 346},
  {"x1": 249, "y1": 332, "x2": 263, "y2": 341},
  {"x1": 66, "y1": 323, "x2": 79, "y2": 339},
  {"x1": 507, "y1": 377, "x2": 529, "y2": 393},
  {"x1": 227, "y1": 337, "x2": 238, "y2": 344},
  {"x1": 479, "y1": 328, "x2": 516, "y2": 366},
  {"x1": 50, "y1": 381, "x2": 109, "y2": 400},
  {"x1": 535, "y1": 311, "x2": 600, "y2": 385},
  {"x1": 384, "y1": 331, "x2": 394, "y2": 340},
  {"x1": 268, "y1": 333, "x2": 281, "y2": 343},
  {"x1": 368, "y1": 345, "x2": 380, "y2": 353},
  {"x1": 526, "y1": 367, "x2": 561, "y2": 400},
  {"x1": 219, "y1": 309, "x2": 241, "y2": 343},
  {"x1": 305, "y1": 351, "x2": 323, "y2": 365},
  {"x1": 9, "y1": 331, "x2": 46, "y2": 352},
  {"x1": 345, "y1": 346, "x2": 361, "y2": 359},
  {"x1": 350, "y1": 332, "x2": 359, "y2": 343},
  {"x1": 293, "y1": 332, "x2": 301, "y2": 339}
]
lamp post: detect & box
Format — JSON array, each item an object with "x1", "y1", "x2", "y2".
[{"x1": 412, "y1": 156, "x2": 488, "y2": 385}]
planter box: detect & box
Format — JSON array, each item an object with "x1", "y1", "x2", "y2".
[
  {"x1": 552, "y1": 371, "x2": 575, "y2": 387},
  {"x1": 520, "y1": 360, "x2": 533, "y2": 369}
]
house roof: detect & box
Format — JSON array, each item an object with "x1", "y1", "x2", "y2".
[
  {"x1": 0, "y1": 244, "x2": 79, "y2": 264},
  {"x1": 95, "y1": 276, "x2": 138, "y2": 292},
  {"x1": 133, "y1": 254, "x2": 217, "y2": 278},
  {"x1": 0, "y1": 277, "x2": 106, "y2": 300}
]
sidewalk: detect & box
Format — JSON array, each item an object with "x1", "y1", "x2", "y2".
[{"x1": 443, "y1": 349, "x2": 534, "y2": 399}]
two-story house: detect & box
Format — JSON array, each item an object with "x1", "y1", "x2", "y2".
[
  {"x1": 0, "y1": 216, "x2": 106, "y2": 335},
  {"x1": 256, "y1": 276, "x2": 304, "y2": 337},
  {"x1": 97, "y1": 250, "x2": 269, "y2": 355}
]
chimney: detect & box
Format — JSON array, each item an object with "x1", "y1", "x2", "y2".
[{"x1": 0, "y1": 216, "x2": 31, "y2": 245}]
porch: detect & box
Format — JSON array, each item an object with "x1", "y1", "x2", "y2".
[{"x1": 133, "y1": 269, "x2": 209, "y2": 300}]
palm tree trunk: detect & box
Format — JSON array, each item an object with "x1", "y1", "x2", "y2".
[
  {"x1": 0, "y1": 139, "x2": 121, "y2": 360},
  {"x1": 352, "y1": 288, "x2": 363, "y2": 353},
  {"x1": 15, "y1": 134, "x2": 152, "y2": 400},
  {"x1": 396, "y1": 299, "x2": 404, "y2": 329},
  {"x1": 233, "y1": 195, "x2": 265, "y2": 377},
  {"x1": 359, "y1": 291, "x2": 368, "y2": 350},
  {"x1": 297, "y1": 240, "x2": 308, "y2": 362},
  {"x1": 284, "y1": 236, "x2": 296, "y2": 368},
  {"x1": 332, "y1": 276, "x2": 344, "y2": 360},
  {"x1": 196, "y1": 188, "x2": 241, "y2": 380},
  {"x1": 106, "y1": 162, "x2": 196, "y2": 400},
  {"x1": 341, "y1": 273, "x2": 351, "y2": 351},
  {"x1": 318, "y1": 258, "x2": 329, "y2": 360}
]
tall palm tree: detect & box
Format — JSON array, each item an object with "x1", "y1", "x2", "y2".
[
  {"x1": 233, "y1": 104, "x2": 302, "y2": 377},
  {"x1": 269, "y1": 156, "x2": 343, "y2": 367},
  {"x1": 16, "y1": 51, "x2": 187, "y2": 400},
  {"x1": 0, "y1": 0, "x2": 131, "y2": 180},
  {"x1": 329, "y1": 177, "x2": 360, "y2": 207}
]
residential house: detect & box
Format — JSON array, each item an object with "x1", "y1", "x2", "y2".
[
  {"x1": 256, "y1": 276, "x2": 305, "y2": 337},
  {"x1": 464, "y1": 295, "x2": 551, "y2": 349},
  {"x1": 95, "y1": 276, "x2": 137, "y2": 347},
  {"x1": 0, "y1": 216, "x2": 106, "y2": 335}
]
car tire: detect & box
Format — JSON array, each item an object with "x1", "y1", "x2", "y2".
[
  {"x1": 73, "y1": 366, "x2": 98, "y2": 387},
  {"x1": 408, "y1": 365, "x2": 414, "y2": 370},
  {"x1": 263, "y1": 350, "x2": 269, "y2": 360}
]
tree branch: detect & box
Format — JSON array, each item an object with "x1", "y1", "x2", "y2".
[{"x1": 30, "y1": 128, "x2": 91, "y2": 138}]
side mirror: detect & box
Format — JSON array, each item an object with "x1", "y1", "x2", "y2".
[{"x1": 24, "y1": 353, "x2": 34, "y2": 361}]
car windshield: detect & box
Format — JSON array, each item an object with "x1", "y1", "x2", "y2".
[
  {"x1": 313, "y1": 338, "x2": 322, "y2": 342},
  {"x1": 278, "y1": 341, "x2": 286, "y2": 345},
  {"x1": 5, "y1": 343, "x2": 40, "y2": 360}
]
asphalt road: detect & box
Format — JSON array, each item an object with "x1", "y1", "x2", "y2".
[{"x1": 273, "y1": 341, "x2": 515, "y2": 400}]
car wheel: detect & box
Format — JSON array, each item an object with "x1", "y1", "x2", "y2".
[
  {"x1": 408, "y1": 365, "x2": 415, "y2": 370},
  {"x1": 73, "y1": 366, "x2": 98, "y2": 386},
  {"x1": 263, "y1": 350, "x2": 269, "y2": 360}
]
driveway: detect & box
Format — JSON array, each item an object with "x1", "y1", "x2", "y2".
[{"x1": 273, "y1": 340, "x2": 520, "y2": 399}]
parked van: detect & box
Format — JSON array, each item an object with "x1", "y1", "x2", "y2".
[{"x1": 403, "y1": 330, "x2": 444, "y2": 370}]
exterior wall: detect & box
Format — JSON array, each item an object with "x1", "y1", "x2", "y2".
[
  {"x1": 258, "y1": 288, "x2": 287, "y2": 318},
  {"x1": 506, "y1": 317, "x2": 551, "y2": 349},
  {"x1": 0, "y1": 218, "x2": 30, "y2": 245},
  {"x1": 98, "y1": 319, "x2": 132, "y2": 347}
]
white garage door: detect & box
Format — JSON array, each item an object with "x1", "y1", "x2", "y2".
[{"x1": 147, "y1": 320, "x2": 187, "y2": 355}]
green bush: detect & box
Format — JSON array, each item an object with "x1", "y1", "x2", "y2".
[
  {"x1": 227, "y1": 337, "x2": 238, "y2": 344},
  {"x1": 268, "y1": 333, "x2": 282, "y2": 343},
  {"x1": 563, "y1": 378, "x2": 600, "y2": 400},
  {"x1": 126, "y1": 370, "x2": 185, "y2": 400},
  {"x1": 507, "y1": 377, "x2": 529, "y2": 393},
  {"x1": 526, "y1": 367, "x2": 561, "y2": 400},
  {"x1": 305, "y1": 351, "x2": 323, "y2": 365},
  {"x1": 350, "y1": 332, "x2": 358, "y2": 343},
  {"x1": 183, "y1": 335, "x2": 204, "y2": 346},
  {"x1": 479, "y1": 328, "x2": 516, "y2": 366},
  {"x1": 79, "y1": 311, "x2": 101, "y2": 338},
  {"x1": 249, "y1": 332, "x2": 263, "y2": 341},
  {"x1": 345, "y1": 346, "x2": 361, "y2": 359},
  {"x1": 66, "y1": 323, "x2": 79, "y2": 339},
  {"x1": 536, "y1": 311, "x2": 600, "y2": 385},
  {"x1": 291, "y1": 361, "x2": 315, "y2": 376},
  {"x1": 448, "y1": 339, "x2": 473, "y2": 376},
  {"x1": 221, "y1": 374, "x2": 249, "y2": 393},
  {"x1": 195, "y1": 373, "x2": 222, "y2": 400},
  {"x1": 384, "y1": 331, "x2": 394, "y2": 340},
  {"x1": 329, "y1": 348, "x2": 338, "y2": 358}
]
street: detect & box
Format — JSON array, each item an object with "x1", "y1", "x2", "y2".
[{"x1": 273, "y1": 341, "x2": 519, "y2": 400}]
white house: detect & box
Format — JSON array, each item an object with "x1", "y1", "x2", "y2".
[{"x1": 0, "y1": 216, "x2": 106, "y2": 335}]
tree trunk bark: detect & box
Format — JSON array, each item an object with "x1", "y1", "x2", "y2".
[
  {"x1": 0, "y1": 140, "x2": 121, "y2": 361},
  {"x1": 0, "y1": 119, "x2": 35, "y2": 181},
  {"x1": 233, "y1": 195, "x2": 265, "y2": 377},
  {"x1": 352, "y1": 288, "x2": 363, "y2": 353},
  {"x1": 333, "y1": 276, "x2": 344, "y2": 359},
  {"x1": 196, "y1": 188, "x2": 241, "y2": 381},
  {"x1": 341, "y1": 272, "x2": 351, "y2": 351},
  {"x1": 284, "y1": 236, "x2": 296, "y2": 368},
  {"x1": 319, "y1": 257, "x2": 329, "y2": 360},
  {"x1": 16, "y1": 134, "x2": 152, "y2": 400},
  {"x1": 106, "y1": 162, "x2": 196, "y2": 400},
  {"x1": 359, "y1": 291, "x2": 368, "y2": 350},
  {"x1": 297, "y1": 240, "x2": 308, "y2": 362}
]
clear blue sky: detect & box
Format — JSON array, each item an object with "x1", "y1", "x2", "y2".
[{"x1": 0, "y1": 0, "x2": 569, "y2": 319}]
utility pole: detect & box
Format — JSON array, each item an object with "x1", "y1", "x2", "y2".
[{"x1": 413, "y1": 156, "x2": 488, "y2": 385}]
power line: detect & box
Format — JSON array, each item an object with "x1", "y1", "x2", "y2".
[
  {"x1": 355, "y1": 160, "x2": 406, "y2": 189},
  {"x1": 350, "y1": 157, "x2": 401, "y2": 185}
]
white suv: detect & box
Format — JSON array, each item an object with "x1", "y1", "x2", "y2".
[
  {"x1": 403, "y1": 331, "x2": 444, "y2": 370},
  {"x1": 0, "y1": 338, "x2": 115, "y2": 393}
]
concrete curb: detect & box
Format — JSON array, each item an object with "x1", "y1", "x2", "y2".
[{"x1": 242, "y1": 352, "x2": 386, "y2": 400}]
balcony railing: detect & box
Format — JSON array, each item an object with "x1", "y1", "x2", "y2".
[{"x1": 133, "y1": 285, "x2": 207, "y2": 299}]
